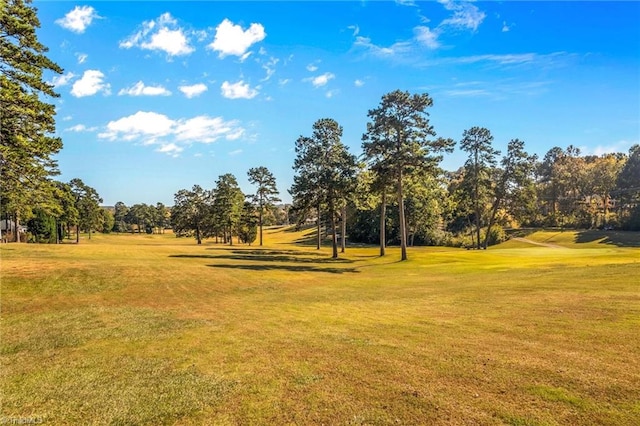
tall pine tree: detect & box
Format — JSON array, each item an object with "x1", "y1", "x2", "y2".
[{"x1": 1, "y1": 0, "x2": 64, "y2": 241}]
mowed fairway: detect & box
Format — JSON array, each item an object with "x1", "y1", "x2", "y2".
[{"x1": 1, "y1": 228, "x2": 639, "y2": 425}]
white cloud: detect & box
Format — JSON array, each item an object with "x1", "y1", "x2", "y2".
[
  {"x1": 99, "y1": 111, "x2": 174, "y2": 142},
  {"x1": 306, "y1": 63, "x2": 319, "y2": 72},
  {"x1": 209, "y1": 19, "x2": 266, "y2": 58},
  {"x1": 65, "y1": 124, "x2": 97, "y2": 132},
  {"x1": 98, "y1": 111, "x2": 245, "y2": 155},
  {"x1": 118, "y1": 81, "x2": 171, "y2": 96},
  {"x1": 52, "y1": 72, "x2": 76, "y2": 88},
  {"x1": 55, "y1": 6, "x2": 99, "y2": 34},
  {"x1": 439, "y1": 0, "x2": 486, "y2": 32},
  {"x1": 228, "y1": 149, "x2": 243, "y2": 156},
  {"x1": 120, "y1": 13, "x2": 194, "y2": 57},
  {"x1": 221, "y1": 80, "x2": 259, "y2": 99},
  {"x1": 175, "y1": 116, "x2": 241, "y2": 143},
  {"x1": 278, "y1": 78, "x2": 291, "y2": 86},
  {"x1": 348, "y1": 25, "x2": 360, "y2": 36},
  {"x1": 76, "y1": 53, "x2": 88, "y2": 64},
  {"x1": 157, "y1": 143, "x2": 183, "y2": 156},
  {"x1": 502, "y1": 21, "x2": 511, "y2": 33},
  {"x1": 179, "y1": 83, "x2": 208, "y2": 98},
  {"x1": 354, "y1": 79, "x2": 365, "y2": 87},
  {"x1": 414, "y1": 26, "x2": 440, "y2": 49},
  {"x1": 71, "y1": 70, "x2": 110, "y2": 97},
  {"x1": 304, "y1": 72, "x2": 335, "y2": 88}
]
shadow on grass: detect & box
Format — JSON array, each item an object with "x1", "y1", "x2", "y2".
[
  {"x1": 206, "y1": 263, "x2": 359, "y2": 274},
  {"x1": 206, "y1": 247, "x2": 326, "y2": 257},
  {"x1": 170, "y1": 253, "x2": 354, "y2": 264},
  {"x1": 574, "y1": 230, "x2": 640, "y2": 248}
]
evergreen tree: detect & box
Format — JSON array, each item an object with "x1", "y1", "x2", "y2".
[
  {"x1": 1, "y1": 0, "x2": 64, "y2": 241},
  {"x1": 247, "y1": 166, "x2": 280, "y2": 246},
  {"x1": 362, "y1": 90, "x2": 453, "y2": 260}
]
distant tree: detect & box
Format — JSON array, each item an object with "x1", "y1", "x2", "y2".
[
  {"x1": 482, "y1": 139, "x2": 537, "y2": 248},
  {"x1": 362, "y1": 90, "x2": 454, "y2": 260},
  {"x1": 291, "y1": 118, "x2": 358, "y2": 258},
  {"x1": 171, "y1": 185, "x2": 210, "y2": 244},
  {"x1": 53, "y1": 181, "x2": 78, "y2": 241},
  {"x1": 0, "y1": 0, "x2": 64, "y2": 242},
  {"x1": 459, "y1": 127, "x2": 499, "y2": 249},
  {"x1": 238, "y1": 201, "x2": 258, "y2": 245},
  {"x1": 155, "y1": 202, "x2": 170, "y2": 234},
  {"x1": 616, "y1": 145, "x2": 640, "y2": 229},
  {"x1": 113, "y1": 201, "x2": 129, "y2": 233},
  {"x1": 290, "y1": 134, "x2": 325, "y2": 249},
  {"x1": 69, "y1": 179, "x2": 102, "y2": 242},
  {"x1": 98, "y1": 208, "x2": 114, "y2": 234},
  {"x1": 212, "y1": 174, "x2": 244, "y2": 245},
  {"x1": 247, "y1": 166, "x2": 280, "y2": 246}
]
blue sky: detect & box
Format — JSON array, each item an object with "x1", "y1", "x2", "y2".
[{"x1": 36, "y1": 1, "x2": 640, "y2": 205}]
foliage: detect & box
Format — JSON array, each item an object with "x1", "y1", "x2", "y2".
[
  {"x1": 247, "y1": 166, "x2": 280, "y2": 246},
  {"x1": 171, "y1": 185, "x2": 210, "y2": 244},
  {"x1": 238, "y1": 201, "x2": 258, "y2": 245},
  {"x1": 69, "y1": 178, "x2": 103, "y2": 241},
  {"x1": 212, "y1": 174, "x2": 245, "y2": 245},
  {"x1": 362, "y1": 90, "x2": 454, "y2": 259},
  {"x1": 26, "y1": 208, "x2": 56, "y2": 243},
  {"x1": 0, "y1": 0, "x2": 64, "y2": 238},
  {"x1": 291, "y1": 118, "x2": 358, "y2": 257}
]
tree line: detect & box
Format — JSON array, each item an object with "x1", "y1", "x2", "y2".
[{"x1": 2, "y1": 0, "x2": 639, "y2": 257}]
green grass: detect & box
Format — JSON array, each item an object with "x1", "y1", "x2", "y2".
[{"x1": 1, "y1": 229, "x2": 639, "y2": 425}]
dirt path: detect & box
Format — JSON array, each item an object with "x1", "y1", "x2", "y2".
[{"x1": 512, "y1": 237, "x2": 564, "y2": 248}]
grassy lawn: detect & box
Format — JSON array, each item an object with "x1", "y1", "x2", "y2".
[{"x1": 1, "y1": 228, "x2": 639, "y2": 425}]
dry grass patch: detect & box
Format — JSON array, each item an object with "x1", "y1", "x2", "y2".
[{"x1": 1, "y1": 229, "x2": 639, "y2": 424}]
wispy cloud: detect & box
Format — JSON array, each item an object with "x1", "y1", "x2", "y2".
[
  {"x1": 304, "y1": 72, "x2": 335, "y2": 88},
  {"x1": 439, "y1": 0, "x2": 486, "y2": 32},
  {"x1": 353, "y1": 0, "x2": 487, "y2": 61},
  {"x1": 438, "y1": 79, "x2": 551, "y2": 99},
  {"x1": 118, "y1": 81, "x2": 171, "y2": 96},
  {"x1": 65, "y1": 124, "x2": 98, "y2": 132},
  {"x1": 583, "y1": 140, "x2": 637, "y2": 156},
  {"x1": 51, "y1": 72, "x2": 76, "y2": 88}
]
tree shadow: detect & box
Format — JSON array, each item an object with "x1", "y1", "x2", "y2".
[
  {"x1": 574, "y1": 230, "x2": 640, "y2": 248},
  {"x1": 205, "y1": 263, "x2": 359, "y2": 274},
  {"x1": 170, "y1": 253, "x2": 354, "y2": 264},
  {"x1": 207, "y1": 247, "x2": 326, "y2": 257}
]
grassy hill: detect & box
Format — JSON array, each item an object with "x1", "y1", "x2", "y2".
[{"x1": 1, "y1": 229, "x2": 638, "y2": 425}]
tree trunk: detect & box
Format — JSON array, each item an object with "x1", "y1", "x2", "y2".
[
  {"x1": 316, "y1": 204, "x2": 321, "y2": 250},
  {"x1": 483, "y1": 198, "x2": 501, "y2": 250},
  {"x1": 259, "y1": 202, "x2": 264, "y2": 246},
  {"x1": 398, "y1": 169, "x2": 407, "y2": 261},
  {"x1": 380, "y1": 192, "x2": 386, "y2": 256},
  {"x1": 330, "y1": 196, "x2": 338, "y2": 258},
  {"x1": 76, "y1": 224, "x2": 80, "y2": 243},
  {"x1": 340, "y1": 205, "x2": 346, "y2": 253}
]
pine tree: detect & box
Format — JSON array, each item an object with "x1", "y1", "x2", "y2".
[{"x1": 1, "y1": 0, "x2": 64, "y2": 241}]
